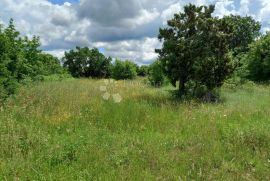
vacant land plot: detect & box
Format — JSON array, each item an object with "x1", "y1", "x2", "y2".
[{"x1": 0, "y1": 79, "x2": 269, "y2": 180}]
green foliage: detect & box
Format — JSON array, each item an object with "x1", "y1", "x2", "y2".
[
  {"x1": 137, "y1": 65, "x2": 149, "y2": 76},
  {"x1": 244, "y1": 33, "x2": 270, "y2": 82},
  {"x1": 156, "y1": 4, "x2": 233, "y2": 97},
  {"x1": 63, "y1": 47, "x2": 112, "y2": 78},
  {"x1": 0, "y1": 19, "x2": 66, "y2": 101},
  {"x1": 222, "y1": 15, "x2": 261, "y2": 56},
  {"x1": 221, "y1": 15, "x2": 261, "y2": 83},
  {"x1": 112, "y1": 60, "x2": 137, "y2": 80},
  {"x1": 148, "y1": 60, "x2": 167, "y2": 87}
]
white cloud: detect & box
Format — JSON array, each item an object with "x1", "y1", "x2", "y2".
[
  {"x1": 0, "y1": 0, "x2": 90, "y2": 47},
  {"x1": 131, "y1": 9, "x2": 160, "y2": 28},
  {"x1": 161, "y1": 3, "x2": 182, "y2": 24},
  {"x1": 44, "y1": 49, "x2": 66, "y2": 59},
  {"x1": 239, "y1": 0, "x2": 250, "y2": 15},
  {"x1": 214, "y1": 0, "x2": 236, "y2": 17},
  {"x1": 93, "y1": 38, "x2": 161, "y2": 64},
  {"x1": 259, "y1": 0, "x2": 270, "y2": 20}
]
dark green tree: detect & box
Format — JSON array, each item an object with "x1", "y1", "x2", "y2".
[
  {"x1": 244, "y1": 33, "x2": 270, "y2": 81},
  {"x1": 222, "y1": 15, "x2": 261, "y2": 56},
  {"x1": 63, "y1": 47, "x2": 112, "y2": 78},
  {"x1": 148, "y1": 60, "x2": 167, "y2": 87},
  {"x1": 137, "y1": 65, "x2": 149, "y2": 76},
  {"x1": 156, "y1": 4, "x2": 233, "y2": 97},
  {"x1": 112, "y1": 60, "x2": 137, "y2": 80},
  {"x1": 0, "y1": 19, "x2": 22, "y2": 99},
  {"x1": 221, "y1": 15, "x2": 261, "y2": 81},
  {"x1": 0, "y1": 19, "x2": 66, "y2": 101}
]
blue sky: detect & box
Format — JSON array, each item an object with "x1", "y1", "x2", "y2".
[{"x1": 0, "y1": 0, "x2": 270, "y2": 64}]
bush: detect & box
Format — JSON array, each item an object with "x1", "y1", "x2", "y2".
[
  {"x1": 148, "y1": 60, "x2": 167, "y2": 87},
  {"x1": 137, "y1": 65, "x2": 149, "y2": 76},
  {"x1": 244, "y1": 33, "x2": 270, "y2": 82},
  {"x1": 112, "y1": 60, "x2": 137, "y2": 80}
]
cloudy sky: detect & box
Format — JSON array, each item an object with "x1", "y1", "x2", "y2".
[{"x1": 0, "y1": 0, "x2": 270, "y2": 64}]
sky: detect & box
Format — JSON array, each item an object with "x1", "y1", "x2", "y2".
[{"x1": 0, "y1": 0, "x2": 270, "y2": 65}]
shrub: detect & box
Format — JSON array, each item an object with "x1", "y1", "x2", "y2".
[
  {"x1": 244, "y1": 33, "x2": 270, "y2": 82},
  {"x1": 112, "y1": 60, "x2": 137, "y2": 80},
  {"x1": 148, "y1": 60, "x2": 167, "y2": 87},
  {"x1": 137, "y1": 65, "x2": 149, "y2": 76}
]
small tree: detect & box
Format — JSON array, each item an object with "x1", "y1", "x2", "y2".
[
  {"x1": 156, "y1": 4, "x2": 233, "y2": 97},
  {"x1": 244, "y1": 33, "x2": 270, "y2": 82},
  {"x1": 148, "y1": 60, "x2": 167, "y2": 87},
  {"x1": 63, "y1": 47, "x2": 112, "y2": 78},
  {"x1": 222, "y1": 15, "x2": 261, "y2": 81},
  {"x1": 137, "y1": 65, "x2": 149, "y2": 76},
  {"x1": 112, "y1": 60, "x2": 137, "y2": 80}
]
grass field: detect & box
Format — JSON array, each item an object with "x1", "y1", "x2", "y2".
[{"x1": 0, "y1": 79, "x2": 269, "y2": 180}]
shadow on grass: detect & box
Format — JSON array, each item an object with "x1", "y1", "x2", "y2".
[{"x1": 128, "y1": 89, "x2": 223, "y2": 108}]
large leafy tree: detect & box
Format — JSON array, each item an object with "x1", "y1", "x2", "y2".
[
  {"x1": 156, "y1": 4, "x2": 233, "y2": 96},
  {"x1": 63, "y1": 47, "x2": 112, "y2": 78}
]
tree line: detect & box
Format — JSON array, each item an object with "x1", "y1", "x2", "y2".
[{"x1": 1, "y1": 4, "x2": 270, "y2": 102}]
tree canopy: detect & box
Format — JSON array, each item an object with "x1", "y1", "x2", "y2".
[
  {"x1": 222, "y1": 15, "x2": 261, "y2": 56},
  {"x1": 112, "y1": 60, "x2": 137, "y2": 80},
  {"x1": 137, "y1": 65, "x2": 149, "y2": 77},
  {"x1": 244, "y1": 33, "x2": 270, "y2": 82},
  {"x1": 156, "y1": 4, "x2": 233, "y2": 97},
  {"x1": 148, "y1": 60, "x2": 167, "y2": 87},
  {"x1": 0, "y1": 19, "x2": 65, "y2": 100},
  {"x1": 63, "y1": 47, "x2": 112, "y2": 78}
]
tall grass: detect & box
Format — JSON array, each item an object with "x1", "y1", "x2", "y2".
[{"x1": 0, "y1": 79, "x2": 269, "y2": 180}]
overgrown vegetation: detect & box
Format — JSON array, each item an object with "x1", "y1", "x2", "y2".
[
  {"x1": 0, "y1": 79, "x2": 269, "y2": 180},
  {"x1": 244, "y1": 33, "x2": 270, "y2": 82},
  {"x1": 137, "y1": 65, "x2": 149, "y2": 77},
  {"x1": 0, "y1": 19, "x2": 67, "y2": 101},
  {"x1": 1, "y1": 3, "x2": 270, "y2": 180}
]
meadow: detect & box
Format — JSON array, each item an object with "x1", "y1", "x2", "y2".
[{"x1": 0, "y1": 79, "x2": 269, "y2": 180}]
